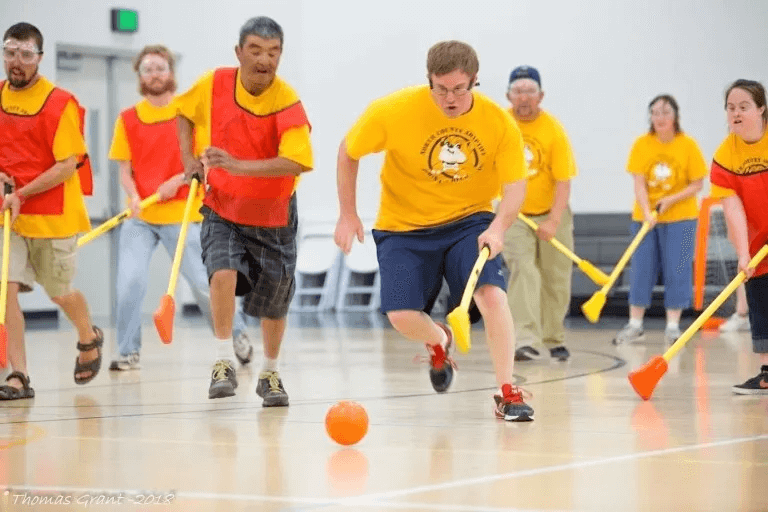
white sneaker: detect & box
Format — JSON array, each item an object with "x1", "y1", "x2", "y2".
[
  {"x1": 233, "y1": 331, "x2": 254, "y2": 365},
  {"x1": 719, "y1": 313, "x2": 750, "y2": 332},
  {"x1": 613, "y1": 324, "x2": 645, "y2": 345},
  {"x1": 109, "y1": 353, "x2": 140, "y2": 371},
  {"x1": 664, "y1": 326, "x2": 682, "y2": 345}
]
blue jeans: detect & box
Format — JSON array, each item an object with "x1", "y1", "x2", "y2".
[
  {"x1": 628, "y1": 219, "x2": 696, "y2": 310},
  {"x1": 115, "y1": 218, "x2": 248, "y2": 356},
  {"x1": 745, "y1": 273, "x2": 768, "y2": 353}
]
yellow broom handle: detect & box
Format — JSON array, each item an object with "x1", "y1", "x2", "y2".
[
  {"x1": 166, "y1": 178, "x2": 200, "y2": 296},
  {"x1": 78, "y1": 193, "x2": 161, "y2": 247},
  {"x1": 0, "y1": 198, "x2": 10, "y2": 324},
  {"x1": 458, "y1": 246, "x2": 490, "y2": 310},
  {"x1": 517, "y1": 213, "x2": 582, "y2": 263},
  {"x1": 664, "y1": 244, "x2": 768, "y2": 361}
]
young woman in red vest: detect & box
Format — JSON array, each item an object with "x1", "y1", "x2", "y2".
[
  {"x1": 107, "y1": 46, "x2": 252, "y2": 372},
  {"x1": 0, "y1": 22, "x2": 102, "y2": 399},
  {"x1": 177, "y1": 17, "x2": 313, "y2": 403}
]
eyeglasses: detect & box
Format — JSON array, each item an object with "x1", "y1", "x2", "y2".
[
  {"x1": 509, "y1": 87, "x2": 539, "y2": 96},
  {"x1": 432, "y1": 85, "x2": 472, "y2": 97},
  {"x1": 650, "y1": 109, "x2": 674, "y2": 117},
  {"x1": 2, "y1": 46, "x2": 41, "y2": 64},
  {"x1": 139, "y1": 64, "x2": 170, "y2": 76}
]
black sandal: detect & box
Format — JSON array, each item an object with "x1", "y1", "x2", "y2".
[
  {"x1": 0, "y1": 371, "x2": 35, "y2": 400},
  {"x1": 74, "y1": 326, "x2": 104, "y2": 385}
]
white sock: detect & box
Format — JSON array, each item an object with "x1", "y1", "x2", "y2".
[
  {"x1": 629, "y1": 318, "x2": 643, "y2": 329},
  {"x1": 262, "y1": 357, "x2": 278, "y2": 373},
  {"x1": 666, "y1": 322, "x2": 679, "y2": 331},
  {"x1": 215, "y1": 337, "x2": 236, "y2": 364}
]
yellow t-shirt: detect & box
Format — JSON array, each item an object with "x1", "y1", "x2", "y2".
[
  {"x1": 346, "y1": 86, "x2": 527, "y2": 231},
  {"x1": 0, "y1": 77, "x2": 90, "y2": 238},
  {"x1": 512, "y1": 109, "x2": 577, "y2": 215},
  {"x1": 175, "y1": 70, "x2": 313, "y2": 179},
  {"x1": 109, "y1": 98, "x2": 203, "y2": 224},
  {"x1": 627, "y1": 133, "x2": 707, "y2": 223},
  {"x1": 709, "y1": 131, "x2": 768, "y2": 199}
]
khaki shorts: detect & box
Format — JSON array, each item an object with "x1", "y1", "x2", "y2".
[{"x1": 1, "y1": 232, "x2": 78, "y2": 298}]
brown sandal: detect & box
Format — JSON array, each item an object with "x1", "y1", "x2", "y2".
[
  {"x1": 74, "y1": 326, "x2": 104, "y2": 385},
  {"x1": 0, "y1": 371, "x2": 35, "y2": 400}
]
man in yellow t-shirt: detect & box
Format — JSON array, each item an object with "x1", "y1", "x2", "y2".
[
  {"x1": 177, "y1": 17, "x2": 313, "y2": 403},
  {"x1": 335, "y1": 41, "x2": 534, "y2": 422},
  {"x1": 502, "y1": 66, "x2": 578, "y2": 363},
  {"x1": 0, "y1": 22, "x2": 103, "y2": 400},
  {"x1": 107, "y1": 45, "x2": 251, "y2": 372}
]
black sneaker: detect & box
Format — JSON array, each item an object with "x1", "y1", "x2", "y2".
[
  {"x1": 493, "y1": 384, "x2": 534, "y2": 422},
  {"x1": 256, "y1": 370, "x2": 289, "y2": 407},
  {"x1": 732, "y1": 365, "x2": 768, "y2": 395},
  {"x1": 208, "y1": 360, "x2": 238, "y2": 399},
  {"x1": 549, "y1": 346, "x2": 570, "y2": 362},
  {"x1": 427, "y1": 323, "x2": 456, "y2": 393},
  {"x1": 514, "y1": 345, "x2": 541, "y2": 361}
]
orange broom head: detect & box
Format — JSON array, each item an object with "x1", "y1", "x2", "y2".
[
  {"x1": 446, "y1": 308, "x2": 471, "y2": 353},
  {"x1": 153, "y1": 294, "x2": 176, "y2": 344},
  {"x1": 0, "y1": 325, "x2": 6, "y2": 368},
  {"x1": 701, "y1": 317, "x2": 725, "y2": 331},
  {"x1": 628, "y1": 355, "x2": 668, "y2": 401}
]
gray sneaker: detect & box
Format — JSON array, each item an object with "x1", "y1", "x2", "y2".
[
  {"x1": 664, "y1": 326, "x2": 682, "y2": 345},
  {"x1": 109, "y1": 353, "x2": 140, "y2": 371},
  {"x1": 613, "y1": 323, "x2": 645, "y2": 345},
  {"x1": 209, "y1": 359, "x2": 238, "y2": 399},
  {"x1": 233, "y1": 331, "x2": 254, "y2": 365},
  {"x1": 256, "y1": 370, "x2": 289, "y2": 407}
]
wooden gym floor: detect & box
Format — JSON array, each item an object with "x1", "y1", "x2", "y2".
[{"x1": 0, "y1": 312, "x2": 766, "y2": 511}]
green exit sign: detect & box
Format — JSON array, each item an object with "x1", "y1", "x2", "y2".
[{"x1": 111, "y1": 8, "x2": 138, "y2": 33}]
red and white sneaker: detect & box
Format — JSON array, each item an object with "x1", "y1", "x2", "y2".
[
  {"x1": 494, "y1": 384, "x2": 534, "y2": 422},
  {"x1": 425, "y1": 322, "x2": 457, "y2": 393}
]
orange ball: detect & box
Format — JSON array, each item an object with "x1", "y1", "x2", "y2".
[{"x1": 325, "y1": 401, "x2": 369, "y2": 446}]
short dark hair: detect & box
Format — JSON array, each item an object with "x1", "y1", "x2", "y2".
[
  {"x1": 648, "y1": 94, "x2": 682, "y2": 135},
  {"x1": 3, "y1": 22, "x2": 43, "y2": 52},
  {"x1": 725, "y1": 79, "x2": 768, "y2": 125},
  {"x1": 239, "y1": 16, "x2": 283, "y2": 48}
]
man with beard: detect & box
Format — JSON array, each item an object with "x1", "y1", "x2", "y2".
[
  {"x1": 176, "y1": 17, "x2": 313, "y2": 402},
  {"x1": 502, "y1": 66, "x2": 578, "y2": 363},
  {"x1": 107, "y1": 45, "x2": 253, "y2": 371},
  {"x1": 0, "y1": 22, "x2": 102, "y2": 399}
]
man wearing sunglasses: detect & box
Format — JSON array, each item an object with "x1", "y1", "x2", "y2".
[{"x1": 0, "y1": 22, "x2": 101, "y2": 399}]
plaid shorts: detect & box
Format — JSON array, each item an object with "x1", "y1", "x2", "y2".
[{"x1": 200, "y1": 195, "x2": 298, "y2": 319}]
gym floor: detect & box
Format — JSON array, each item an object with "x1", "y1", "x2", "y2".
[{"x1": 0, "y1": 312, "x2": 766, "y2": 511}]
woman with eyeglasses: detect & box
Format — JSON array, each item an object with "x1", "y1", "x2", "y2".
[
  {"x1": 613, "y1": 95, "x2": 707, "y2": 346},
  {"x1": 710, "y1": 79, "x2": 768, "y2": 395}
]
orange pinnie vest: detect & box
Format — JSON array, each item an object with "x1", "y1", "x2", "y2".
[
  {"x1": 0, "y1": 81, "x2": 92, "y2": 215},
  {"x1": 121, "y1": 106, "x2": 189, "y2": 202},
  {"x1": 205, "y1": 67, "x2": 309, "y2": 226}
]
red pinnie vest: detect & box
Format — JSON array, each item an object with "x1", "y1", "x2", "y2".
[
  {"x1": 121, "y1": 106, "x2": 189, "y2": 202},
  {"x1": 205, "y1": 67, "x2": 309, "y2": 226},
  {"x1": 0, "y1": 81, "x2": 92, "y2": 215}
]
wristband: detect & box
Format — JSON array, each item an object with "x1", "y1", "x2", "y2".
[{"x1": 15, "y1": 192, "x2": 25, "y2": 205}]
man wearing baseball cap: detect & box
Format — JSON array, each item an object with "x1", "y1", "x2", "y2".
[{"x1": 501, "y1": 66, "x2": 579, "y2": 362}]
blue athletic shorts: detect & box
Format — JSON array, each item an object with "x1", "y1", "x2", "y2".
[{"x1": 372, "y1": 212, "x2": 507, "y2": 315}]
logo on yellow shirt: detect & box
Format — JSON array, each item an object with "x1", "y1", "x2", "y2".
[
  {"x1": 421, "y1": 129, "x2": 486, "y2": 183},
  {"x1": 648, "y1": 161, "x2": 675, "y2": 192},
  {"x1": 522, "y1": 137, "x2": 543, "y2": 178},
  {"x1": 734, "y1": 157, "x2": 768, "y2": 175}
]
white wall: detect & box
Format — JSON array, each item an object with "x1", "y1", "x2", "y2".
[{"x1": 3, "y1": 0, "x2": 768, "y2": 221}]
